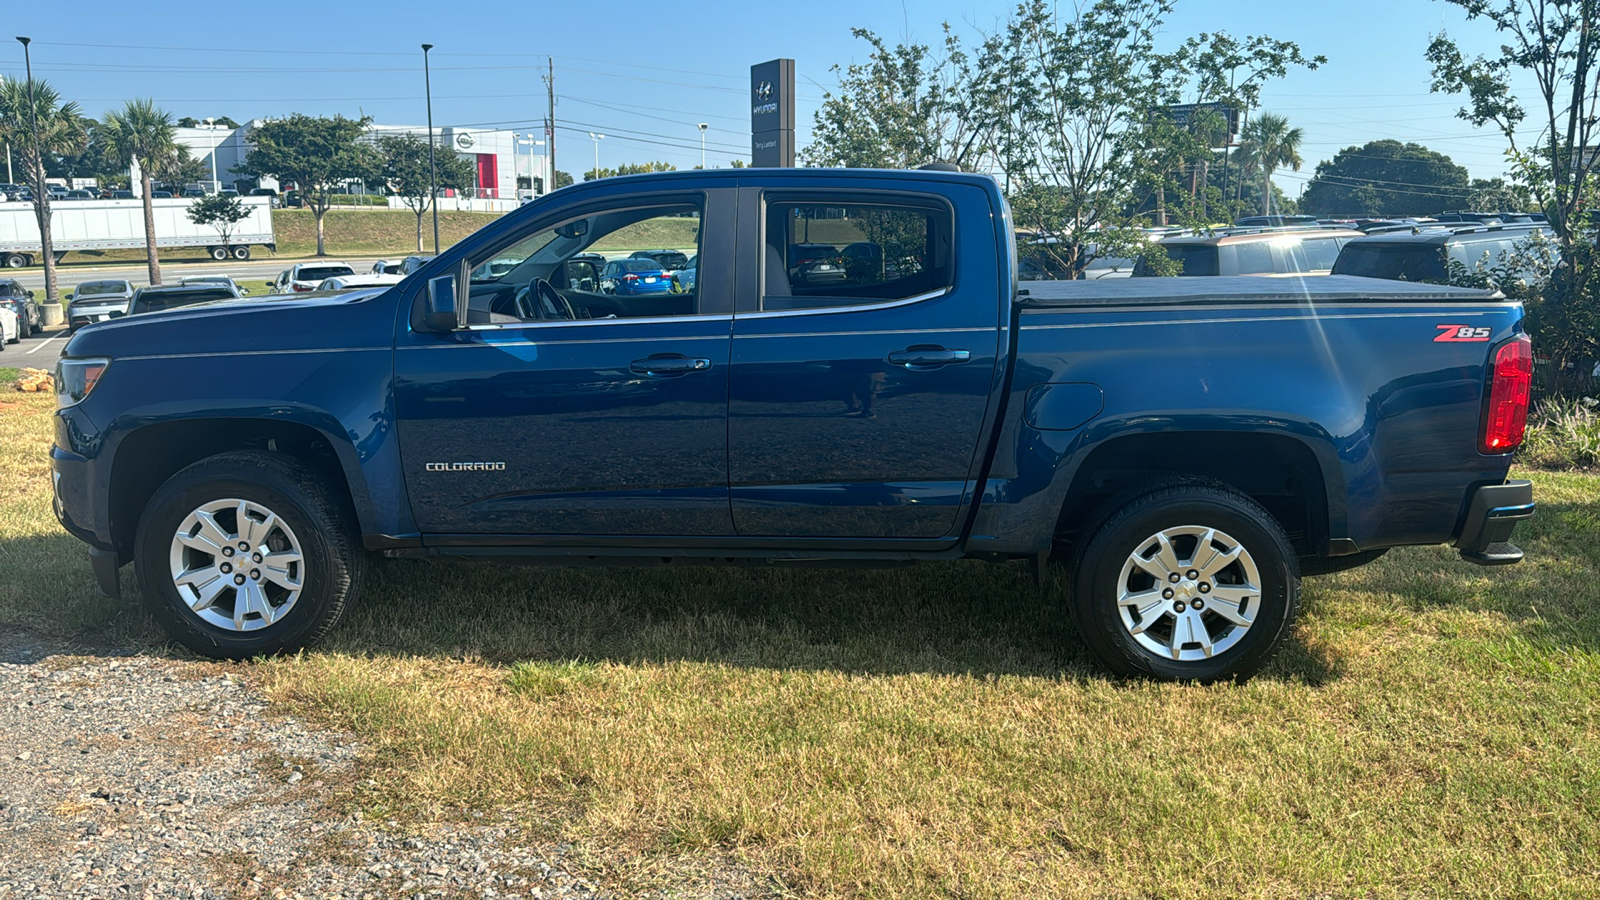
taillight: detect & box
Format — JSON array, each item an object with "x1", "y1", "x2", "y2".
[
  {"x1": 623, "y1": 274, "x2": 638, "y2": 281},
  {"x1": 293, "y1": 283, "x2": 312, "y2": 292},
  {"x1": 1481, "y1": 334, "x2": 1533, "y2": 453}
]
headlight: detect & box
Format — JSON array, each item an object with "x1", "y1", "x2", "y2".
[{"x1": 56, "y1": 358, "x2": 110, "y2": 408}]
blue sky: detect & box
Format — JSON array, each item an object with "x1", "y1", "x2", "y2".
[{"x1": 3, "y1": 1, "x2": 1541, "y2": 194}]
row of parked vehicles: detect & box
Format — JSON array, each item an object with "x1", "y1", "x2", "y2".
[
  {"x1": 0, "y1": 183, "x2": 282, "y2": 203},
  {"x1": 1024, "y1": 214, "x2": 1549, "y2": 285}
]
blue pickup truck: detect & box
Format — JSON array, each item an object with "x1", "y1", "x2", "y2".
[{"x1": 50, "y1": 168, "x2": 1535, "y2": 681}]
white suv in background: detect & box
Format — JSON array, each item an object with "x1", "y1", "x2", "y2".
[{"x1": 270, "y1": 263, "x2": 357, "y2": 294}]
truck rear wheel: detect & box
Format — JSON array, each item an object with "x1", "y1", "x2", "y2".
[
  {"x1": 209, "y1": 246, "x2": 228, "y2": 261},
  {"x1": 1067, "y1": 484, "x2": 1299, "y2": 683},
  {"x1": 231, "y1": 245, "x2": 251, "y2": 260},
  {"x1": 133, "y1": 451, "x2": 364, "y2": 659},
  {"x1": 3, "y1": 253, "x2": 25, "y2": 268}
]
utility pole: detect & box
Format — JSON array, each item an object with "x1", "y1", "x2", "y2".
[
  {"x1": 422, "y1": 43, "x2": 439, "y2": 254},
  {"x1": 543, "y1": 57, "x2": 556, "y2": 190}
]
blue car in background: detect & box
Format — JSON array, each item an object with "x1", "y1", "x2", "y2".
[{"x1": 600, "y1": 258, "x2": 673, "y2": 295}]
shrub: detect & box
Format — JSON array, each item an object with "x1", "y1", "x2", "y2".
[{"x1": 1520, "y1": 397, "x2": 1600, "y2": 469}]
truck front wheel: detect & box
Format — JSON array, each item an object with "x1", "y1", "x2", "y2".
[
  {"x1": 209, "y1": 246, "x2": 228, "y2": 261},
  {"x1": 133, "y1": 451, "x2": 364, "y2": 659},
  {"x1": 1068, "y1": 484, "x2": 1299, "y2": 683}
]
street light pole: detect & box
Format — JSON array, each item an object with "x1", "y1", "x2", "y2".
[
  {"x1": 16, "y1": 35, "x2": 57, "y2": 304},
  {"x1": 422, "y1": 43, "x2": 439, "y2": 254},
  {"x1": 697, "y1": 123, "x2": 708, "y2": 169},
  {"x1": 588, "y1": 132, "x2": 604, "y2": 179},
  {"x1": 203, "y1": 117, "x2": 220, "y2": 194}
]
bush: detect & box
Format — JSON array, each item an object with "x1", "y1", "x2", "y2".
[{"x1": 1520, "y1": 397, "x2": 1600, "y2": 469}]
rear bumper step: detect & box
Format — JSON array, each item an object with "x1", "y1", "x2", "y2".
[{"x1": 1455, "y1": 479, "x2": 1534, "y2": 566}]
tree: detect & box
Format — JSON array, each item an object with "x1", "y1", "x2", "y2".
[
  {"x1": 186, "y1": 193, "x2": 250, "y2": 255},
  {"x1": 1238, "y1": 113, "x2": 1303, "y2": 215},
  {"x1": 99, "y1": 99, "x2": 183, "y2": 285},
  {"x1": 803, "y1": 26, "x2": 989, "y2": 170},
  {"x1": 1467, "y1": 177, "x2": 1532, "y2": 212},
  {"x1": 980, "y1": 0, "x2": 1192, "y2": 276},
  {"x1": 1298, "y1": 140, "x2": 1471, "y2": 217},
  {"x1": 583, "y1": 161, "x2": 676, "y2": 181},
  {"x1": 177, "y1": 115, "x2": 239, "y2": 129},
  {"x1": 1428, "y1": 0, "x2": 1600, "y2": 378},
  {"x1": 375, "y1": 133, "x2": 475, "y2": 252},
  {"x1": 0, "y1": 77, "x2": 88, "y2": 305},
  {"x1": 552, "y1": 169, "x2": 574, "y2": 189},
  {"x1": 157, "y1": 148, "x2": 208, "y2": 191},
  {"x1": 235, "y1": 114, "x2": 378, "y2": 256}
]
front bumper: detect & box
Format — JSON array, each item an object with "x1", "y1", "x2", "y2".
[{"x1": 1454, "y1": 479, "x2": 1534, "y2": 565}]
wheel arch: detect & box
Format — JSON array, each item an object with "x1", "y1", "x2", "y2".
[
  {"x1": 1053, "y1": 428, "x2": 1343, "y2": 558},
  {"x1": 107, "y1": 417, "x2": 373, "y2": 557}
]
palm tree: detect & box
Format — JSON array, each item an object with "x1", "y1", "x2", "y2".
[
  {"x1": 0, "y1": 77, "x2": 88, "y2": 307},
  {"x1": 1240, "y1": 113, "x2": 1304, "y2": 216},
  {"x1": 100, "y1": 99, "x2": 183, "y2": 286}
]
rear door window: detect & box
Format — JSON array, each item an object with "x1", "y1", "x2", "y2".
[
  {"x1": 1332, "y1": 244, "x2": 1448, "y2": 282},
  {"x1": 1299, "y1": 237, "x2": 1344, "y2": 271},
  {"x1": 1222, "y1": 241, "x2": 1278, "y2": 275},
  {"x1": 759, "y1": 195, "x2": 953, "y2": 310}
]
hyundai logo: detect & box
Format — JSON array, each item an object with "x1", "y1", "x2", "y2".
[{"x1": 754, "y1": 81, "x2": 773, "y2": 102}]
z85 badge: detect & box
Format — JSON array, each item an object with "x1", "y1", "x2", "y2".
[{"x1": 1434, "y1": 325, "x2": 1493, "y2": 343}]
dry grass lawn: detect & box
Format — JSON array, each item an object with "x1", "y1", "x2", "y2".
[{"x1": 0, "y1": 380, "x2": 1595, "y2": 898}]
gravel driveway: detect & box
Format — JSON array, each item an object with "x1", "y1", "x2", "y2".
[{"x1": 0, "y1": 629, "x2": 746, "y2": 900}]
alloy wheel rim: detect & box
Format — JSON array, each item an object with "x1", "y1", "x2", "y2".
[
  {"x1": 167, "y1": 498, "x2": 304, "y2": 632},
  {"x1": 1115, "y1": 525, "x2": 1261, "y2": 662}
]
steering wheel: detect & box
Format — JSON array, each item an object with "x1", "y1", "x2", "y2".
[
  {"x1": 512, "y1": 279, "x2": 577, "y2": 320},
  {"x1": 535, "y1": 278, "x2": 577, "y2": 319}
]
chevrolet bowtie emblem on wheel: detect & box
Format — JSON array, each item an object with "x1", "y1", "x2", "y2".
[
  {"x1": 754, "y1": 81, "x2": 773, "y2": 101},
  {"x1": 425, "y1": 462, "x2": 507, "y2": 472}
]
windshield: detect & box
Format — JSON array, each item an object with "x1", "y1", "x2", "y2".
[
  {"x1": 1331, "y1": 244, "x2": 1447, "y2": 282},
  {"x1": 77, "y1": 281, "x2": 127, "y2": 297},
  {"x1": 132, "y1": 288, "x2": 237, "y2": 313},
  {"x1": 296, "y1": 266, "x2": 354, "y2": 281},
  {"x1": 616, "y1": 259, "x2": 663, "y2": 273}
]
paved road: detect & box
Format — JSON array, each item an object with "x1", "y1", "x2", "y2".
[
  {"x1": 2, "y1": 326, "x2": 72, "y2": 366},
  {"x1": 8, "y1": 257, "x2": 388, "y2": 294}
]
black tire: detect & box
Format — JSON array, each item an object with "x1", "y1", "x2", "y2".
[
  {"x1": 1067, "y1": 484, "x2": 1299, "y2": 683},
  {"x1": 231, "y1": 245, "x2": 251, "y2": 260},
  {"x1": 209, "y1": 246, "x2": 228, "y2": 261},
  {"x1": 133, "y1": 451, "x2": 364, "y2": 659},
  {"x1": 3, "y1": 253, "x2": 23, "y2": 269}
]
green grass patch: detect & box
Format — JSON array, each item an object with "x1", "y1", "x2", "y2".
[
  {"x1": 0, "y1": 367, "x2": 17, "y2": 384},
  {"x1": 0, "y1": 397, "x2": 1596, "y2": 898},
  {"x1": 1523, "y1": 398, "x2": 1600, "y2": 470}
]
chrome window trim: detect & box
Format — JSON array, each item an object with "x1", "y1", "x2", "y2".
[
  {"x1": 458, "y1": 312, "x2": 732, "y2": 333},
  {"x1": 742, "y1": 288, "x2": 951, "y2": 320}
]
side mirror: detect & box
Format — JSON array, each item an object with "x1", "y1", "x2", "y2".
[{"x1": 423, "y1": 274, "x2": 459, "y2": 331}]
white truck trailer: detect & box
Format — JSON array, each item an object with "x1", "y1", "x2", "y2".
[{"x1": 0, "y1": 197, "x2": 276, "y2": 268}]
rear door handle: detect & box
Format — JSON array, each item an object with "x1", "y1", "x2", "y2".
[
  {"x1": 629, "y1": 353, "x2": 712, "y2": 377},
  {"x1": 887, "y1": 346, "x2": 971, "y2": 370}
]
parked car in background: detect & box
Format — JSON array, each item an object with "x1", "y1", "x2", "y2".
[
  {"x1": 599, "y1": 258, "x2": 673, "y2": 295},
  {"x1": 180, "y1": 275, "x2": 249, "y2": 295},
  {"x1": 109, "y1": 190, "x2": 135, "y2": 200},
  {"x1": 67, "y1": 279, "x2": 136, "y2": 331},
  {"x1": 1134, "y1": 229, "x2": 1361, "y2": 277},
  {"x1": 271, "y1": 263, "x2": 356, "y2": 294},
  {"x1": 370, "y1": 256, "x2": 434, "y2": 277},
  {"x1": 316, "y1": 274, "x2": 403, "y2": 292},
  {"x1": 0, "y1": 302, "x2": 17, "y2": 345},
  {"x1": 0, "y1": 184, "x2": 22, "y2": 201},
  {"x1": 150, "y1": 191, "x2": 173, "y2": 199},
  {"x1": 64, "y1": 190, "x2": 96, "y2": 201},
  {"x1": 673, "y1": 254, "x2": 698, "y2": 293},
  {"x1": 248, "y1": 188, "x2": 282, "y2": 209},
  {"x1": 1233, "y1": 214, "x2": 1320, "y2": 228},
  {"x1": 219, "y1": 189, "x2": 240, "y2": 199},
  {"x1": 629, "y1": 249, "x2": 690, "y2": 272},
  {"x1": 128, "y1": 283, "x2": 242, "y2": 316},
  {"x1": 1331, "y1": 224, "x2": 1549, "y2": 285},
  {"x1": 0, "y1": 278, "x2": 42, "y2": 337},
  {"x1": 788, "y1": 242, "x2": 847, "y2": 286}
]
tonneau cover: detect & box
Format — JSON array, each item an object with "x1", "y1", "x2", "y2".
[{"x1": 1018, "y1": 274, "x2": 1502, "y2": 307}]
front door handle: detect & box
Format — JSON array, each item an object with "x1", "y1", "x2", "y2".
[
  {"x1": 887, "y1": 345, "x2": 971, "y2": 370},
  {"x1": 629, "y1": 353, "x2": 712, "y2": 377}
]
